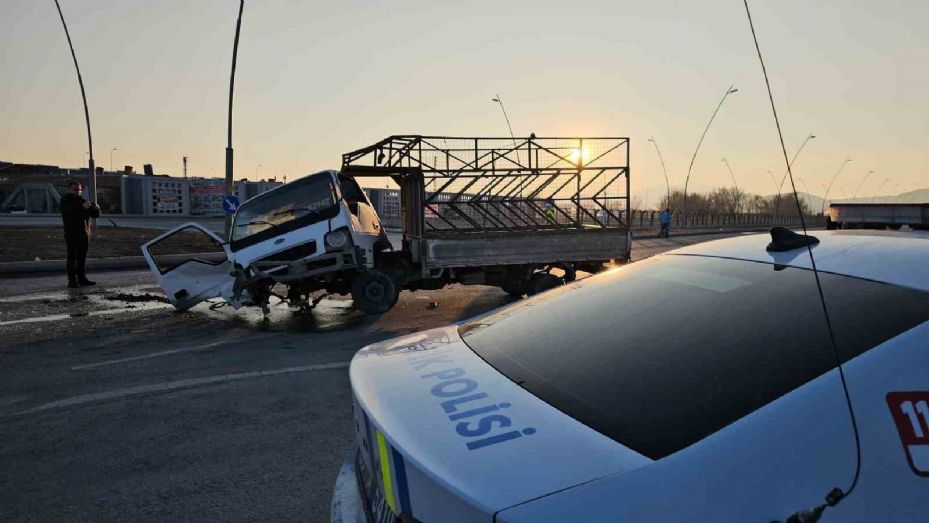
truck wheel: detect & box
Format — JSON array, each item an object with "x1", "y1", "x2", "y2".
[
  {"x1": 888, "y1": 224, "x2": 902, "y2": 231},
  {"x1": 526, "y1": 273, "x2": 563, "y2": 296},
  {"x1": 351, "y1": 271, "x2": 398, "y2": 315}
]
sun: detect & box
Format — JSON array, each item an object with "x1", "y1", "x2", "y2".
[{"x1": 568, "y1": 147, "x2": 591, "y2": 166}]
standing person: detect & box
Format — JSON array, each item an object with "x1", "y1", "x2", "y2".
[
  {"x1": 59, "y1": 180, "x2": 100, "y2": 288},
  {"x1": 659, "y1": 207, "x2": 672, "y2": 238}
]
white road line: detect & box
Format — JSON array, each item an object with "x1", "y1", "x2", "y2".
[
  {"x1": 0, "y1": 285, "x2": 157, "y2": 303},
  {"x1": 69, "y1": 332, "x2": 281, "y2": 370},
  {"x1": 11, "y1": 361, "x2": 351, "y2": 417},
  {"x1": 0, "y1": 303, "x2": 173, "y2": 327}
]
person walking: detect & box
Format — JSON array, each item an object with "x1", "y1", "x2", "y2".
[
  {"x1": 59, "y1": 180, "x2": 100, "y2": 288},
  {"x1": 659, "y1": 207, "x2": 672, "y2": 238}
]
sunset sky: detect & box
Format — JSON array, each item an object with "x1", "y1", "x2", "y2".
[{"x1": 2, "y1": 0, "x2": 927, "y2": 203}]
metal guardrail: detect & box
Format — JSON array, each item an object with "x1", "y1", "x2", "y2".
[{"x1": 629, "y1": 210, "x2": 824, "y2": 230}]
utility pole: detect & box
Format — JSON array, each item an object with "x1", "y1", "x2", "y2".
[
  {"x1": 225, "y1": 0, "x2": 245, "y2": 238},
  {"x1": 183, "y1": 156, "x2": 188, "y2": 179}
]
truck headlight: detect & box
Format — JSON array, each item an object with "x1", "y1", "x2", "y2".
[{"x1": 325, "y1": 228, "x2": 349, "y2": 249}]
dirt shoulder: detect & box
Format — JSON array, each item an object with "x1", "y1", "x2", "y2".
[{"x1": 0, "y1": 226, "x2": 220, "y2": 262}]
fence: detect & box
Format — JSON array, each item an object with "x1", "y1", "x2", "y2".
[{"x1": 628, "y1": 210, "x2": 825, "y2": 231}]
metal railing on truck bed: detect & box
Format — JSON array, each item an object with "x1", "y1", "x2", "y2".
[{"x1": 342, "y1": 135, "x2": 630, "y2": 236}]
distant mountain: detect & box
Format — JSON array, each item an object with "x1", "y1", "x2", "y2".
[{"x1": 829, "y1": 188, "x2": 929, "y2": 205}]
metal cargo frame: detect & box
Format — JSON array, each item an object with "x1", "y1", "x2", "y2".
[{"x1": 342, "y1": 135, "x2": 631, "y2": 269}]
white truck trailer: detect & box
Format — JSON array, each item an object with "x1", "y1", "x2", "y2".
[{"x1": 826, "y1": 202, "x2": 929, "y2": 231}]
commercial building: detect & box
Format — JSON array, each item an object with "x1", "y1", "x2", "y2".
[{"x1": 0, "y1": 161, "x2": 280, "y2": 216}]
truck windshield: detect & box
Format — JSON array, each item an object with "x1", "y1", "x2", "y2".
[
  {"x1": 459, "y1": 254, "x2": 929, "y2": 459},
  {"x1": 230, "y1": 172, "x2": 338, "y2": 245}
]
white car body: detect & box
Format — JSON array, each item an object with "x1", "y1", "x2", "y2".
[{"x1": 333, "y1": 230, "x2": 929, "y2": 523}]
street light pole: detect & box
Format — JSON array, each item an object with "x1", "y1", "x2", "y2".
[
  {"x1": 53, "y1": 0, "x2": 96, "y2": 203},
  {"x1": 773, "y1": 132, "x2": 816, "y2": 218},
  {"x1": 720, "y1": 156, "x2": 740, "y2": 213},
  {"x1": 225, "y1": 0, "x2": 245, "y2": 238},
  {"x1": 491, "y1": 95, "x2": 520, "y2": 165},
  {"x1": 681, "y1": 85, "x2": 738, "y2": 225},
  {"x1": 873, "y1": 178, "x2": 890, "y2": 203},
  {"x1": 796, "y1": 177, "x2": 811, "y2": 214},
  {"x1": 821, "y1": 158, "x2": 852, "y2": 215},
  {"x1": 851, "y1": 169, "x2": 874, "y2": 201},
  {"x1": 647, "y1": 137, "x2": 671, "y2": 207},
  {"x1": 110, "y1": 147, "x2": 117, "y2": 172}
]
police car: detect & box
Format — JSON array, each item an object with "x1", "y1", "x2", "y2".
[{"x1": 331, "y1": 230, "x2": 929, "y2": 523}]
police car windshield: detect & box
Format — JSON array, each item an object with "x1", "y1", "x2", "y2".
[
  {"x1": 460, "y1": 254, "x2": 929, "y2": 459},
  {"x1": 230, "y1": 173, "x2": 337, "y2": 242}
]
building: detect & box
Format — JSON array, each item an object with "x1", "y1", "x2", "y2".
[{"x1": 0, "y1": 160, "x2": 280, "y2": 216}]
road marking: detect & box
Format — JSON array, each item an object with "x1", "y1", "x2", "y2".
[
  {"x1": 69, "y1": 332, "x2": 281, "y2": 370},
  {"x1": 10, "y1": 361, "x2": 351, "y2": 417},
  {"x1": 0, "y1": 303, "x2": 173, "y2": 327},
  {"x1": 0, "y1": 285, "x2": 157, "y2": 303}
]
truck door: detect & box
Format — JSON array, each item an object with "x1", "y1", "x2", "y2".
[{"x1": 141, "y1": 223, "x2": 234, "y2": 310}]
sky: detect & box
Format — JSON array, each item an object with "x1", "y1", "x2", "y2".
[{"x1": 2, "y1": 0, "x2": 927, "y2": 205}]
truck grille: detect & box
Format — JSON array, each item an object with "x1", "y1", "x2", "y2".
[{"x1": 258, "y1": 241, "x2": 316, "y2": 263}]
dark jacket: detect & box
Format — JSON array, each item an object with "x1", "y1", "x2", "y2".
[{"x1": 60, "y1": 193, "x2": 99, "y2": 237}]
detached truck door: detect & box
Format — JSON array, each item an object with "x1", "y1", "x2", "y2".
[{"x1": 141, "y1": 222, "x2": 234, "y2": 310}]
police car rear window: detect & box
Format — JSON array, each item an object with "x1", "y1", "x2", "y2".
[{"x1": 459, "y1": 255, "x2": 929, "y2": 459}]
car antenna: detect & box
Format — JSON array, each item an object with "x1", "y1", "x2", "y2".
[{"x1": 742, "y1": 2, "x2": 862, "y2": 522}]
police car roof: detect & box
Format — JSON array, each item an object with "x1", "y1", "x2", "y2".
[{"x1": 670, "y1": 230, "x2": 929, "y2": 293}]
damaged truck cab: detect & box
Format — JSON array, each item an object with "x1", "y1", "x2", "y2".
[{"x1": 141, "y1": 170, "x2": 391, "y2": 313}]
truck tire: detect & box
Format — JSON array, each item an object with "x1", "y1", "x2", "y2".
[
  {"x1": 351, "y1": 271, "x2": 398, "y2": 315},
  {"x1": 888, "y1": 224, "x2": 902, "y2": 231},
  {"x1": 526, "y1": 272, "x2": 563, "y2": 296}
]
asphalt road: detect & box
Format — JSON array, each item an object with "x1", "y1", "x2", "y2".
[{"x1": 0, "y1": 231, "x2": 762, "y2": 523}]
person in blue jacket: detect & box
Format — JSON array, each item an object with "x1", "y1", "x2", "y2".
[{"x1": 659, "y1": 208, "x2": 672, "y2": 238}]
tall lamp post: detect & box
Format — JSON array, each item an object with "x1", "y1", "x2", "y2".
[
  {"x1": 773, "y1": 132, "x2": 816, "y2": 218},
  {"x1": 491, "y1": 94, "x2": 520, "y2": 165},
  {"x1": 53, "y1": 0, "x2": 96, "y2": 204},
  {"x1": 873, "y1": 178, "x2": 890, "y2": 203},
  {"x1": 720, "y1": 156, "x2": 741, "y2": 213},
  {"x1": 681, "y1": 85, "x2": 738, "y2": 225},
  {"x1": 647, "y1": 137, "x2": 671, "y2": 207},
  {"x1": 225, "y1": 0, "x2": 245, "y2": 238},
  {"x1": 110, "y1": 147, "x2": 117, "y2": 172},
  {"x1": 851, "y1": 169, "x2": 874, "y2": 201},
  {"x1": 796, "y1": 177, "x2": 811, "y2": 214},
  {"x1": 821, "y1": 158, "x2": 852, "y2": 214}
]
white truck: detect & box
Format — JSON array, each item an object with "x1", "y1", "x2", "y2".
[
  {"x1": 142, "y1": 135, "x2": 632, "y2": 315},
  {"x1": 826, "y1": 202, "x2": 929, "y2": 231}
]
